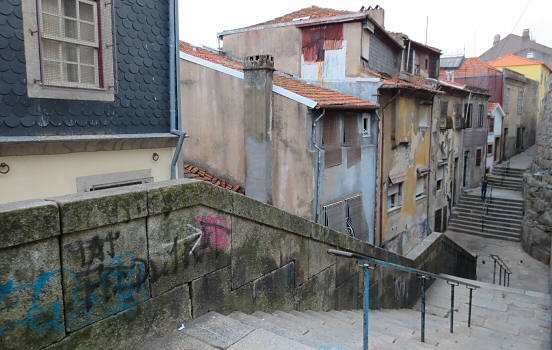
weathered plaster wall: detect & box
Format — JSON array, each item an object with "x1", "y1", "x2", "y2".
[
  {"x1": 222, "y1": 27, "x2": 303, "y2": 76},
  {"x1": 343, "y1": 22, "x2": 362, "y2": 78},
  {"x1": 461, "y1": 95, "x2": 488, "y2": 188},
  {"x1": 521, "y1": 89, "x2": 552, "y2": 263},
  {"x1": 0, "y1": 179, "x2": 476, "y2": 350},
  {"x1": 381, "y1": 93, "x2": 431, "y2": 255},
  {"x1": 180, "y1": 59, "x2": 246, "y2": 185}
]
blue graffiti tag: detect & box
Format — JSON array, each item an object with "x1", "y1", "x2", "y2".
[{"x1": 0, "y1": 270, "x2": 65, "y2": 337}]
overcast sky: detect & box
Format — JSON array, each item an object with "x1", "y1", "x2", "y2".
[{"x1": 179, "y1": 0, "x2": 552, "y2": 59}]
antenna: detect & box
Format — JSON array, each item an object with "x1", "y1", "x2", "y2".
[{"x1": 425, "y1": 16, "x2": 428, "y2": 45}]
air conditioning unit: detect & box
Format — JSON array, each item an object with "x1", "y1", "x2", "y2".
[
  {"x1": 455, "y1": 117, "x2": 465, "y2": 130},
  {"x1": 440, "y1": 116, "x2": 453, "y2": 130}
]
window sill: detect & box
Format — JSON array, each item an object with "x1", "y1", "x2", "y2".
[
  {"x1": 415, "y1": 195, "x2": 427, "y2": 202},
  {"x1": 0, "y1": 134, "x2": 179, "y2": 157},
  {"x1": 387, "y1": 206, "x2": 402, "y2": 215},
  {"x1": 362, "y1": 134, "x2": 371, "y2": 138}
]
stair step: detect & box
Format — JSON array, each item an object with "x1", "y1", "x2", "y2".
[{"x1": 446, "y1": 226, "x2": 520, "y2": 241}]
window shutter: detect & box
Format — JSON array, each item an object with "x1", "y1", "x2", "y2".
[
  {"x1": 323, "y1": 201, "x2": 347, "y2": 234},
  {"x1": 323, "y1": 113, "x2": 342, "y2": 168},
  {"x1": 476, "y1": 149, "x2": 482, "y2": 166},
  {"x1": 343, "y1": 113, "x2": 358, "y2": 146},
  {"x1": 347, "y1": 146, "x2": 362, "y2": 168},
  {"x1": 347, "y1": 195, "x2": 369, "y2": 241}
]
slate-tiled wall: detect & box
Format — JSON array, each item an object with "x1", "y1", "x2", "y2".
[{"x1": 0, "y1": 0, "x2": 171, "y2": 136}]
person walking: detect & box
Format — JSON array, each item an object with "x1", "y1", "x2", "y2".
[{"x1": 481, "y1": 177, "x2": 489, "y2": 200}]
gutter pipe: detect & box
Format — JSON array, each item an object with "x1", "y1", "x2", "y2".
[
  {"x1": 378, "y1": 90, "x2": 401, "y2": 247},
  {"x1": 169, "y1": 0, "x2": 189, "y2": 179},
  {"x1": 312, "y1": 108, "x2": 326, "y2": 223}
]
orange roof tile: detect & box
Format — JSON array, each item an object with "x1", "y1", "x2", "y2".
[
  {"x1": 439, "y1": 57, "x2": 502, "y2": 79},
  {"x1": 489, "y1": 54, "x2": 552, "y2": 71},
  {"x1": 183, "y1": 164, "x2": 245, "y2": 194},
  {"x1": 488, "y1": 102, "x2": 499, "y2": 114},
  {"x1": 180, "y1": 41, "x2": 377, "y2": 109},
  {"x1": 249, "y1": 6, "x2": 355, "y2": 27}
]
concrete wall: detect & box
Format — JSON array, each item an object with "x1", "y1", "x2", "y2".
[
  {"x1": 0, "y1": 179, "x2": 476, "y2": 350},
  {"x1": 521, "y1": 89, "x2": 552, "y2": 263},
  {"x1": 365, "y1": 34, "x2": 400, "y2": 77},
  {"x1": 461, "y1": 94, "x2": 488, "y2": 188},
  {"x1": 222, "y1": 27, "x2": 303, "y2": 76}
]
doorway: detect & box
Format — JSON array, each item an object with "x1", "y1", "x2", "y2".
[{"x1": 463, "y1": 151, "x2": 469, "y2": 187}]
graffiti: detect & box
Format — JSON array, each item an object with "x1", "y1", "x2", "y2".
[
  {"x1": 395, "y1": 276, "x2": 406, "y2": 299},
  {"x1": 0, "y1": 252, "x2": 148, "y2": 337},
  {"x1": 0, "y1": 270, "x2": 64, "y2": 338},
  {"x1": 196, "y1": 215, "x2": 230, "y2": 256},
  {"x1": 65, "y1": 231, "x2": 121, "y2": 268}
]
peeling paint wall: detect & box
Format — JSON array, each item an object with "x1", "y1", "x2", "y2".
[
  {"x1": 222, "y1": 27, "x2": 303, "y2": 76},
  {"x1": 380, "y1": 92, "x2": 432, "y2": 255}
]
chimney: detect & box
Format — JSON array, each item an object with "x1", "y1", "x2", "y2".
[
  {"x1": 243, "y1": 54, "x2": 275, "y2": 205},
  {"x1": 493, "y1": 34, "x2": 500, "y2": 46},
  {"x1": 522, "y1": 29, "x2": 530, "y2": 41},
  {"x1": 368, "y1": 5, "x2": 385, "y2": 27}
]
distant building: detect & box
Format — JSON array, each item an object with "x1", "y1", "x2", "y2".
[{"x1": 480, "y1": 29, "x2": 552, "y2": 68}]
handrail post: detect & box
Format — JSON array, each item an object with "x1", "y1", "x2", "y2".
[
  {"x1": 447, "y1": 281, "x2": 460, "y2": 333},
  {"x1": 362, "y1": 263, "x2": 376, "y2": 350},
  {"x1": 507, "y1": 272, "x2": 510, "y2": 287},
  {"x1": 499, "y1": 265, "x2": 503, "y2": 286},
  {"x1": 418, "y1": 275, "x2": 430, "y2": 343},
  {"x1": 493, "y1": 259, "x2": 497, "y2": 284},
  {"x1": 467, "y1": 286, "x2": 476, "y2": 327}
]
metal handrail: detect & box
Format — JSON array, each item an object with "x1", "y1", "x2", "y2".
[
  {"x1": 328, "y1": 249, "x2": 479, "y2": 349},
  {"x1": 490, "y1": 254, "x2": 512, "y2": 287},
  {"x1": 480, "y1": 184, "x2": 493, "y2": 232},
  {"x1": 501, "y1": 158, "x2": 510, "y2": 186}
]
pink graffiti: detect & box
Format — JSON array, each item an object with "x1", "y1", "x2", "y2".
[{"x1": 196, "y1": 215, "x2": 230, "y2": 256}]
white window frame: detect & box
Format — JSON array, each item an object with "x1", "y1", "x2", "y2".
[
  {"x1": 505, "y1": 88, "x2": 510, "y2": 112},
  {"x1": 362, "y1": 113, "x2": 371, "y2": 137},
  {"x1": 436, "y1": 165, "x2": 444, "y2": 191},
  {"x1": 415, "y1": 175, "x2": 426, "y2": 200},
  {"x1": 388, "y1": 183, "x2": 402, "y2": 212},
  {"x1": 419, "y1": 104, "x2": 430, "y2": 127},
  {"x1": 22, "y1": 0, "x2": 116, "y2": 101}
]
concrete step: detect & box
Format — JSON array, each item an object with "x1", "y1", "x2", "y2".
[
  {"x1": 458, "y1": 195, "x2": 524, "y2": 206},
  {"x1": 446, "y1": 226, "x2": 520, "y2": 242},
  {"x1": 448, "y1": 221, "x2": 521, "y2": 237},
  {"x1": 453, "y1": 208, "x2": 523, "y2": 220}
]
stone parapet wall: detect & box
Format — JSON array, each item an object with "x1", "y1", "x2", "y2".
[{"x1": 0, "y1": 179, "x2": 476, "y2": 350}]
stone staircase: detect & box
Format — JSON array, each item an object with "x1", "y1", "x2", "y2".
[
  {"x1": 448, "y1": 193, "x2": 523, "y2": 241},
  {"x1": 140, "y1": 276, "x2": 550, "y2": 349},
  {"x1": 487, "y1": 165, "x2": 526, "y2": 191}
]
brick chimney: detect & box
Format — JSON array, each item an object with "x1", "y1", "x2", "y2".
[
  {"x1": 522, "y1": 29, "x2": 530, "y2": 42},
  {"x1": 368, "y1": 5, "x2": 384, "y2": 27},
  {"x1": 243, "y1": 54, "x2": 275, "y2": 205},
  {"x1": 493, "y1": 34, "x2": 500, "y2": 46}
]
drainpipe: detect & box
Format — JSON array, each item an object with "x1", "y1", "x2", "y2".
[
  {"x1": 169, "y1": 0, "x2": 189, "y2": 179},
  {"x1": 378, "y1": 90, "x2": 401, "y2": 247},
  {"x1": 406, "y1": 41, "x2": 411, "y2": 74},
  {"x1": 312, "y1": 108, "x2": 326, "y2": 223}
]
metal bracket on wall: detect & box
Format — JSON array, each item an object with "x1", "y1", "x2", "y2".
[{"x1": 0, "y1": 163, "x2": 10, "y2": 174}]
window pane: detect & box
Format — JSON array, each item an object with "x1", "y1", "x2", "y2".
[
  {"x1": 43, "y1": 14, "x2": 61, "y2": 36},
  {"x1": 80, "y1": 46, "x2": 95, "y2": 64},
  {"x1": 81, "y1": 65, "x2": 95, "y2": 84},
  {"x1": 63, "y1": 43, "x2": 78, "y2": 62},
  {"x1": 80, "y1": 22, "x2": 95, "y2": 42},
  {"x1": 43, "y1": 60, "x2": 61, "y2": 83},
  {"x1": 64, "y1": 19, "x2": 78, "y2": 39},
  {"x1": 79, "y1": 2, "x2": 94, "y2": 22},
  {"x1": 66, "y1": 63, "x2": 78, "y2": 82},
  {"x1": 42, "y1": 0, "x2": 59, "y2": 13},
  {"x1": 63, "y1": 0, "x2": 77, "y2": 18},
  {"x1": 42, "y1": 39, "x2": 60, "y2": 60}
]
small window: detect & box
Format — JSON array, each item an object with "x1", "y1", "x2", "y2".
[
  {"x1": 436, "y1": 166, "x2": 444, "y2": 191},
  {"x1": 388, "y1": 183, "x2": 402, "y2": 210},
  {"x1": 455, "y1": 103, "x2": 463, "y2": 118},
  {"x1": 415, "y1": 176, "x2": 426, "y2": 199},
  {"x1": 440, "y1": 100, "x2": 449, "y2": 116},
  {"x1": 487, "y1": 144, "x2": 493, "y2": 155},
  {"x1": 527, "y1": 52, "x2": 534, "y2": 59},
  {"x1": 476, "y1": 149, "x2": 482, "y2": 167},
  {"x1": 362, "y1": 113, "x2": 371, "y2": 137},
  {"x1": 478, "y1": 104, "x2": 484, "y2": 127},
  {"x1": 488, "y1": 117, "x2": 495, "y2": 133},
  {"x1": 419, "y1": 104, "x2": 430, "y2": 127},
  {"x1": 505, "y1": 88, "x2": 510, "y2": 112},
  {"x1": 425, "y1": 58, "x2": 429, "y2": 70},
  {"x1": 518, "y1": 90, "x2": 524, "y2": 114}
]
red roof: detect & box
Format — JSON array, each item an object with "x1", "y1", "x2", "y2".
[
  {"x1": 488, "y1": 102, "x2": 500, "y2": 114},
  {"x1": 439, "y1": 57, "x2": 502, "y2": 79},
  {"x1": 489, "y1": 54, "x2": 552, "y2": 71},
  {"x1": 183, "y1": 164, "x2": 245, "y2": 194},
  {"x1": 249, "y1": 6, "x2": 355, "y2": 27},
  {"x1": 180, "y1": 41, "x2": 377, "y2": 109}
]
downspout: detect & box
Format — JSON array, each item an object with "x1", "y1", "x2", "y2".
[
  {"x1": 312, "y1": 108, "x2": 326, "y2": 223},
  {"x1": 406, "y1": 41, "x2": 411, "y2": 74},
  {"x1": 169, "y1": 0, "x2": 188, "y2": 179},
  {"x1": 378, "y1": 89, "x2": 401, "y2": 247}
]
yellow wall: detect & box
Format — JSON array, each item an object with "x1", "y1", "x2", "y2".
[{"x1": 0, "y1": 148, "x2": 174, "y2": 204}]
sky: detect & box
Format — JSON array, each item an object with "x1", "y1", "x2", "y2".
[{"x1": 178, "y1": 0, "x2": 552, "y2": 58}]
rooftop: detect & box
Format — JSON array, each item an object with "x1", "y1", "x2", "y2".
[
  {"x1": 489, "y1": 54, "x2": 552, "y2": 71},
  {"x1": 248, "y1": 6, "x2": 355, "y2": 27},
  {"x1": 488, "y1": 102, "x2": 500, "y2": 114},
  {"x1": 439, "y1": 57, "x2": 502, "y2": 79},
  {"x1": 180, "y1": 41, "x2": 378, "y2": 109}
]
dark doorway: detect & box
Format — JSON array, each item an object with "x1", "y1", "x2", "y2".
[
  {"x1": 516, "y1": 127, "x2": 522, "y2": 149},
  {"x1": 463, "y1": 151, "x2": 469, "y2": 187},
  {"x1": 434, "y1": 209, "x2": 442, "y2": 232},
  {"x1": 453, "y1": 157, "x2": 459, "y2": 205}
]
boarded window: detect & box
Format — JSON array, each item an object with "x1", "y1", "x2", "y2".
[
  {"x1": 476, "y1": 149, "x2": 482, "y2": 167},
  {"x1": 441, "y1": 100, "x2": 448, "y2": 116},
  {"x1": 302, "y1": 24, "x2": 344, "y2": 63},
  {"x1": 343, "y1": 113, "x2": 359, "y2": 146},
  {"x1": 323, "y1": 113, "x2": 342, "y2": 168}
]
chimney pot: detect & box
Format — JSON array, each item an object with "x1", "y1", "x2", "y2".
[
  {"x1": 493, "y1": 34, "x2": 500, "y2": 46},
  {"x1": 522, "y1": 29, "x2": 530, "y2": 41},
  {"x1": 367, "y1": 5, "x2": 385, "y2": 28},
  {"x1": 244, "y1": 54, "x2": 275, "y2": 71}
]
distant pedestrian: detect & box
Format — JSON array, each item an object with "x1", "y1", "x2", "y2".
[{"x1": 481, "y1": 177, "x2": 489, "y2": 200}]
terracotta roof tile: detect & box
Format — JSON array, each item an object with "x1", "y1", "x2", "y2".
[
  {"x1": 180, "y1": 41, "x2": 377, "y2": 109},
  {"x1": 439, "y1": 57, "x2": 502, "y2": 79},
  {"x1": 489, "y1": 54, "x2": 552, "y2": 71},
  {"x1": 248, "y1": 6, "x2": 356, "y2": 28},
  {"x1": 488, "y1": 102, "x2": 499, "y2": 114},
  {"x1": 183, "y1": 163, "x2": 245, "y2": 194}
]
